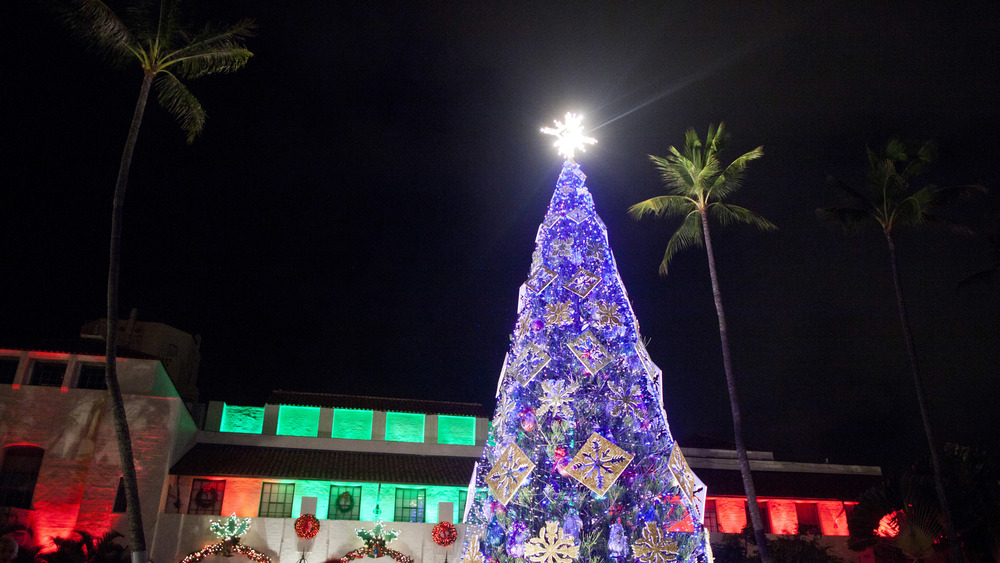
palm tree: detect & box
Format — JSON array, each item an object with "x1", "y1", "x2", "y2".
[
  {"x1": 629, "y1": 123, "x2": 776, "y2": 561},
  {"x1": 818, "y1": 139, "x2": 985, "y2": 563},
  {"x1": 57, "y1": 3, "x2": 253, "y2": 563}
]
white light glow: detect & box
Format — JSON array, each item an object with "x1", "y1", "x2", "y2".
[{"x1": 541, "y1": 112, "x2": 597, "y2": 159}]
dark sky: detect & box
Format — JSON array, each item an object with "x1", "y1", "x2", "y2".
[{"x1": 2, "y1": 1, "x2": 998, "y2": 473}]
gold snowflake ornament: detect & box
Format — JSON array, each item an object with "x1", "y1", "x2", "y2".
[
  {"x1": 485, "y1": 442, "x2": 535, "y2": 505},
  {"x1": 462, "y1": 535, "x2": 485, "y2": 563},
  {"x1": 524, "y1": 521, "x2": 580, "y2": 563},
  {"x1": 632, "y1": 522, "x2": 678, "y2": 563},
  {"x1": 564, "y1": 432, "x2": 634, "y2": 496},
  {"x1": 544, "y1": 301, "x2": 574, "y2": 326}
]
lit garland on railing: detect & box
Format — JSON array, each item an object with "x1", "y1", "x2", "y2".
[
  {"x1": 180, "y1": 541, "x2": 271, "y2": 563},
  {"x1": 336, "y1": 519, "x2": 414, "y2": 563},
  {"x1": 179, "y1": 514, "x2": 271, "y2": 563}
]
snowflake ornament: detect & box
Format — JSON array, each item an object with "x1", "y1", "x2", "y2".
[
  {"x1": 564, "y1": 432, "x2": 634, "y2": 496},
  {"x1": 536, "y1": 379, "x2": 579, "y2": 419},
  {"x1": 608, "y1": 381, "x2": 643, "y2": 420},
  {"x1": 541, "y1": 113, "x2": 597, "y2": 160},
  {"x1": 593, "y1": 301, "x2": 623, "y2": 327},
  {"x1": 524, "y1": 521, "x2": 580, "y2": 563},
  {"x1": 566, "y1": 330, "x2": 611, "y2": 374},
  {"x1": 515, "y1": 342, "x2": 552, "y2": 382},
  {"x1": 563, "y1": 267, "x2": 602, "y2": 298},
  {"x1": 550, "y1": 237, "x2": 574, "y2": 258},
  {"x1": 526, "y1": 264, "x2": 558, "y2": 294},
  {"x1": 632, "y1": 522, "x2": 678, "y2": 563},
  {"x1": 462, "y1": 536, "x2": 485, "y2": 563},
  {"x1": 544, "y1": 301, "x2": 574, "y2": 326},
  {"x1": 485, "y1": 442, "x2": 536, "y2": 505}
]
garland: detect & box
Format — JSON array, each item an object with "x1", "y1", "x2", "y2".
[
  {"x1": 432, "y1": 521, "x2": 458, "y2": 547},
  {"x1": 295, "y1": 514, "x2": 321, "y2": 539},
  {"x1": 181, "y1": 541, "x2": 270, "y2": 563}
]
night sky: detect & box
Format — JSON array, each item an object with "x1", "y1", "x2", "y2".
[{"x1": 2, "y1": 1, "x2": 998, "y2": 474}]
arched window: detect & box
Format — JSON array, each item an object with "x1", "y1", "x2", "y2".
[{"x1": 0, "y1": 445, "x2": 45, "y2": 509}]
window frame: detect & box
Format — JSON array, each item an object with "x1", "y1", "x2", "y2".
[
  {"x1": 258, "y1": 482, "x2": 295, "y2": 518},
  {"x1": 29, "y1": 362, "x2": 66, "y2": 387},
  {"x1": 328, "y1": 485, "x2": 362, "y2": 521},
  {"x1": 188, "y1": 479, "x2": 226, "y2": 515},
  {"x1": 393, "y1": 488, "x2": 426, "y2": 523}
]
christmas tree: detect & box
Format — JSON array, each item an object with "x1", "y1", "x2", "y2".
[{"x1": 461, "y1": 115, "x2": 713, "y2": 563}]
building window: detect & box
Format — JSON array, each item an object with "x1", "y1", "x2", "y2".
[
  {"x1": 112, "y1": 477, "x2": 127, "y2": 513},
  {"x1": 258, "y1": 482, "x2": 294, "y2": 518},
  {"x1": 0, "y1": 359, "x2": 19, "y2": 385},
  {"x1": 704, "y1": 499, "x2": 720, "y2": 533},
  {"x1": 78, "y1": 365, "x2": 107, "y2": 390},
  {"x1": 329, "y1": 485, "x2": 362, "y2": 521},
  {"x1": 0, "y1": 445, "x2": 44, "y2": 509},
  {"x1": 747, "y1": 501, "x2": 771, "y2": 534},
  {"x1": 188, "y1": 479, "x2": 226, "y2": 515},
  {"x1": 29, "y1": 362, "x2": 65, "y2": 387},
  {"x1": 796, "y1": 502, "x2": 821, "y2": 535},
  {"x1": 457, "y1": 490, "x2": 468, "y2": 523},
  {"x1": 394, "y1": 488, "x2": 425, "y2": 523}
]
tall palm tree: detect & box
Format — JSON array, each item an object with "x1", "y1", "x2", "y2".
[
  {"x1": 818, "y1": 139, "x2": 985, "y2": 563},
  {"x1": 629, "y1": 123, "x2": 776, "y2": 561},
  {"x1": 58, "y1": 3, "x2": 252, "y2": 563}
]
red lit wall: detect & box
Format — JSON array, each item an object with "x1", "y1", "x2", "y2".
[
  {"x1": 767, "y1": 500, "x2": 798, "y2": 535},
  {"x1": 714, "y1": 497, "x2": 747, "y2": 533},
  {"x1": 709, "y1": 497, "x2": 855, "y2": 537}
]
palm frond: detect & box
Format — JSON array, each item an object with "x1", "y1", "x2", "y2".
[
  {"x1": 709, "y1": 203, "x2": 777, "y2": 231},
  {"x1": 708, "y1": 145, "x2": 764, "y2": 201},
  {"x1": 165, "y1": 20, "x2": 255, "y2": 78},
  {"x1": 649, "y1": 154, "x2": 697, "y2": 196},
  {"x1": 659, "y1": 211, "x2": 703, "y2": 276},
  {"x1": 816, "y1": 206, "x2": 878, "y2": 233},
  {"x1": 63, "y1": 0, "x2": 134, "y2": 65},
  {"x1": 627, "y1": 195, "x2": 696, "y2": 221},
  {"x1": 154, "y1": 72, "x2": 205, "y2": 143}
]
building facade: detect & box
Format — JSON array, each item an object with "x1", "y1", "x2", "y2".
[{"x1": 2, "y1": 346, "x2": 881, "y2": 562}]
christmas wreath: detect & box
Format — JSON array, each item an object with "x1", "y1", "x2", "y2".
[
  {"x1": 295, "y1": 514, "x2": 320, "y2": 539},
  {"x1": 431, "y1": 521, "x2": 457, "y2": 547},
  {"x1": 336, "y1": 491, "x2": 354, "y2": 514},
  {"x1": 195, "y1": 487, "x2": 218, "y2": 509}
]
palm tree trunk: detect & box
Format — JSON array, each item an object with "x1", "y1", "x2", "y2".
[
  {"x1": 105, "y1": 70, "x2": 154, "y2": 563},
  {"x1": 700, "y1": 210, "x2": 771, "y2": 562},
  {"x1": 885, "y1": 233, "x2": 962, "y2": 563}
]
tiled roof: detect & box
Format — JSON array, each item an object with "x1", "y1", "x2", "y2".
[
  {"x1": 171, "y1": 443, "x2": 477, "y2": 486},
  {"x1": 267, "y1": 390, "x2": 491, "y2": 418},
  {"x1": 695, "y1": 468, "x2": 882, "y2": 501}
]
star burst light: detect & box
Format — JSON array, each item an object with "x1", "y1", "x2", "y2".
[{"x1": 541, "y1": 113, "x2": 597, "y2": 159}]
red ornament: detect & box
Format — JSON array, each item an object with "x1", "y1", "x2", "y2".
[
  {"x1": 432, "y1": 521, "x2": 458, "y2": 546},
  {"x1": 295, "y1": 514, "x2": 320, "y2": 539}
]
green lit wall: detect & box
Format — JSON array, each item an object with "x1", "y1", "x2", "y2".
[
  {"x1": 277, "y1": 479, "x2": 465, "y2": 522},
  {"x1": 384, "y1": 412, "x2": 425, "y2": 443},
  {"x1": 436, "y1": 415, "x2": 476, "y2": 445},
  {"x1": 220, "y1": 404, "x2": 265, "y2": 434},
  {"x1": 276, "y1": 405, "x2": 321, "y2": 437},
  {"x1": 332, "y1": 409, "x2": 373, "y2": 440}
]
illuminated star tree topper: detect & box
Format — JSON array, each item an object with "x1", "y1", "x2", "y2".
[{"x1": 541, "y1": 112, "x2": 597, "y2": 160}]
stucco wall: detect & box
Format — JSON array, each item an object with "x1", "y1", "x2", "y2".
[{"x1": 0, "y1": 358, "x2": 194, "y2": 550}]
